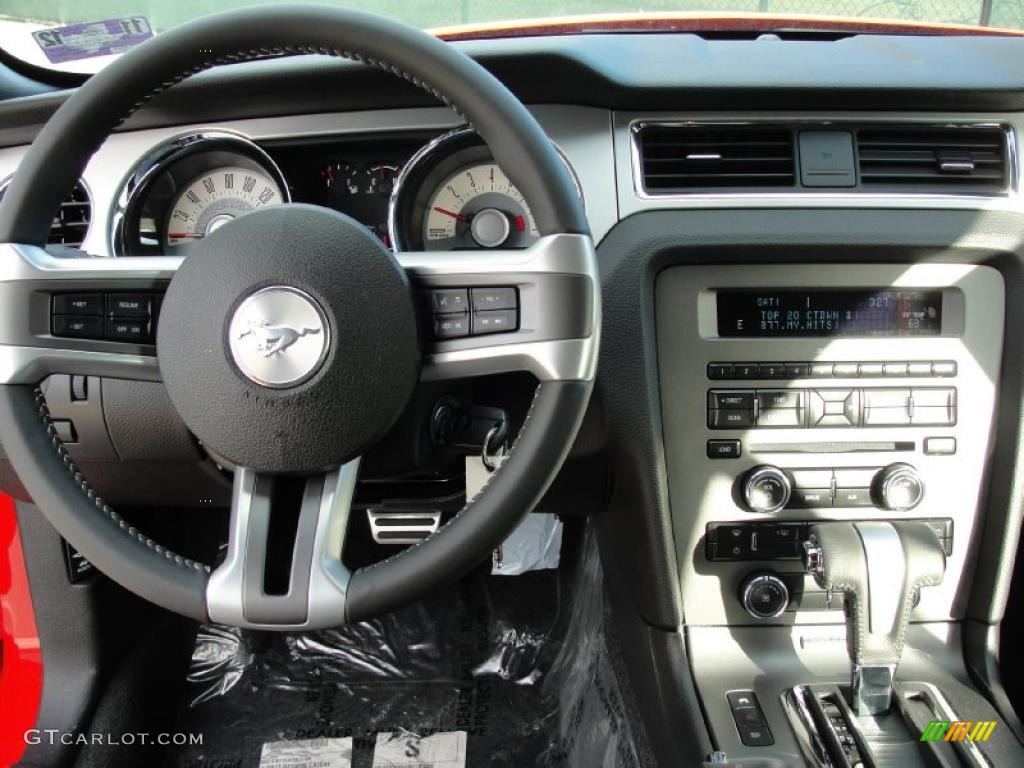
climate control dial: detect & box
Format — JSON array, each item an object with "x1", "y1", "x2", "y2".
[
  {"x1": 743, "y1": 465, "x2": 792, "y2": 514},
  {"x1": 874, "y1": 463, "x2": 924, "y2": 511}
]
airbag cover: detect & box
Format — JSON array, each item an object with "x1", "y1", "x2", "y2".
[{"x1": 157, "y1": 204, "x2": 420, "y2": 473}]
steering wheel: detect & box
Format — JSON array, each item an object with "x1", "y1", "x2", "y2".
[{"x1": 0, "y1": 6, "x2": 598, "y2": 628}]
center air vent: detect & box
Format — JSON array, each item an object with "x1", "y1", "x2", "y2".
[
  {"x1": 635, "y1": 124, "x2": 795, "y2": 193},
  {"x1": 0, "y1": 179, "x2": 92, "y2": 247},
  {"x1": 856, "y1": 127, "x2": 1008, "y2": 191}
]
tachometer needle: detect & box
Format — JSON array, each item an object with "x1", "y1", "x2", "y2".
[{"x1": 433, "y1": 207, "x2": 469, "y2": 222}]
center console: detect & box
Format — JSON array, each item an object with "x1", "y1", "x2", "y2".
[{"x1": 654, "y1": 263, "x2": 1012, "y2": 765}]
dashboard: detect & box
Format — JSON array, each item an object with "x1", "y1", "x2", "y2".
[{"x1": 5, "y1": 29, "x2": 1024, "y2": 767}]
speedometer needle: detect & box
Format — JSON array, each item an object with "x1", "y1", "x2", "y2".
[
  {"x1": 432, "y1": 207, "x2": 470, "y2": 222},
  {"x1": 167, "y1": 233, "x2": 206, "y2": 239}
]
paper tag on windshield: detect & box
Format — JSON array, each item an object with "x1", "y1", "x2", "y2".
[
  {"x1": 259, "y1": 737, "x2": 352, "y2": 768},
  {"x1": 372, "y1": 731, "x2": 466, "y2": 768},
  {"x1": 33, "y1": 18, "x2": 153, "y2": 64}
]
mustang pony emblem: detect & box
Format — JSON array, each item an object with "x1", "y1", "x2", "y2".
[{"x1": 236, "y1": 320, "x2": 322, "y2": 357}]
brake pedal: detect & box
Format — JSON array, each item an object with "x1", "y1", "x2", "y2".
[{"x1": 367, "y1": 508, "x2": 441, "y2": 545}]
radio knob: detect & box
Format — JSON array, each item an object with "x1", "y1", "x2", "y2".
[
  {"x1": 743, "y1": 465, "x2": 792, "y2": 514},
  {"x1": 874, "y1": 463, "x2": 924, "y2": 511},
  {"x1": 740, "y1": 572, "x2": 790, "y2": 619}
]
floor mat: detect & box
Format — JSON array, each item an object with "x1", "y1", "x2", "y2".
[{"x1": 168, "y1": 527, "x2": 643, "y2": 768}]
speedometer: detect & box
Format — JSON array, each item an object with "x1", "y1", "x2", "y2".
[
  {"x1": 422, "y1": 163, "x2": 538, "y2": 250},
  {"x1": 165, "y1": 166, "x2": 283, "y2": 249}
]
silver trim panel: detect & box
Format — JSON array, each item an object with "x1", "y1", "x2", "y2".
[
  {"x1": 0, "y1": 233, "x2": 599, "y2": 384},
  {"x1": 616, "y1": 112, "x2": 1024, "y2": 218},
  {"x1": 206, "y1": 460, "x2": 359, "y2": 630}
]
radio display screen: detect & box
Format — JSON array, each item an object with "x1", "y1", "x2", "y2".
[{"x1": 716, "y1": 289, "x2": 943, "y2": 337}]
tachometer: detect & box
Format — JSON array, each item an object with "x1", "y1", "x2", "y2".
[
  {"x1": 423, "y1": 163, "x2": 538, "y2": 250},
  {"x1": 165, "y1": 166, "x2": 282, "y2": 248},
  {"x1": 388, "y1": 128, "x2": 581, "y2": 252}
]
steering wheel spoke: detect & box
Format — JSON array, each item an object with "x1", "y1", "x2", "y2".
[
  {"x1": 206, "y1": 460, "x2": 359, "y2": 629},
  {"x1": 0, "y1": 242, "x2": 179, "y2": 384},
  {"x1": 398, "y1": 233, "x2": 599, "y2": 382}
]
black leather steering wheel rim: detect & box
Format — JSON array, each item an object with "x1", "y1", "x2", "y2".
[{"x1": 0, "y1": 5, "x2": 595, "y2": 625}]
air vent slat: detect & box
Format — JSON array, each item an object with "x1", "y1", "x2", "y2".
[
  {"x1": 636, "y1": 124, "x2": 796, "y2": 192},
  {"x1": 0, "y1": 180, "x2": 91, "y2": 247},
  {"x1": 856, "y1": 127, "x2": 1007, "y2": 192}
]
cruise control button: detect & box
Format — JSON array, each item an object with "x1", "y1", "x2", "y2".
[
  {"x1": 52, "y1": 315, "x2": 104, "y2": 339},
  {"x1": 105, "y1": 317, "x2": 150, "y2": 342},
  {"x1": 430, "y1": 289, "x2": 469, "y2": 314},
  {"x1": 434, "y1": 314, "x2": 470, "y2": 338},
  {"x1": 470, "y1": 287, "x2": 517, "y2": 311},
  {"x1": 106, "y1": 293, "x2": 152, "y2": 317},
  {"x1": 472, "y1": 309, "x2": 517, "y2": 335},
  {"x1": 53, "y1": 293, "x2": 104, "y2": 315}
]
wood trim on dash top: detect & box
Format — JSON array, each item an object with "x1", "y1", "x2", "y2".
[{"x1": 0, "y1": 493, "x2": 41, "y2": 767}]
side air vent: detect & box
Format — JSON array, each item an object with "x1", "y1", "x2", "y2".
[
  {"x1": 635, "y1": 124, "x2": 796, "y2": 192},
  {"x1": 0, "y1": 180, "x2": 92, "y2": 247},
  {"x1": 856, "y1": 127, "x2": 1008, "y2": 191}
]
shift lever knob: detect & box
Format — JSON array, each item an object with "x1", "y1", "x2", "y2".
[{"x1": 801, "y1": 521, "x2": 945, "y2": 715}]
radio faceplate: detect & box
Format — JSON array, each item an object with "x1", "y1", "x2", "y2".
[{"x1": 655, "y1": 263, "x2": 1003, "y2": 627}]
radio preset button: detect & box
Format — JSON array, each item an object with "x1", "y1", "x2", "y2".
[
  {"x1": 759, "y1": 363, "x2": 787, "y2": 379},
  {"x1": 858, "y1": 362, "x2": 884, "y2": 377},
  {"x1": 708, "y1": 363, "x2": 734, "y2": 380},
  {"x1": 833, "y1": 362, "x2": 859, "y2": 377},
  {"x1": 908, "y1": 361, "x2": 933, "y2": 376},
  {"x1": 810, "y1": 363, "x2": 835, "y2": 377},
  {"x1": 735, "y1": 363, "x2": 760, "y2": 379},
  {"x1": 883, "y1": 362, "x2": 909, "y2": 377}
]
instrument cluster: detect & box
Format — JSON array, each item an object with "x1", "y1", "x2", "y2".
[{"x1": 112, "y1": 129, "x2": 579, "y2": 256}]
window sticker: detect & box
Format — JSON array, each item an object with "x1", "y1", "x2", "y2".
[
  {"x1": 372, "y1": 731, "x2": 467, "y2": 768},
  {"x1": 32, "y1": 17, "x2": 153, "y2": 64},
  {"x1": 259, "y1": 737, "x2": 353, "y2": 768}
]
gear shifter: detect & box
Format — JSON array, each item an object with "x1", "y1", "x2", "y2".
[{"x1": 801, "y1": 521, "x2": 946, "y2": 715}]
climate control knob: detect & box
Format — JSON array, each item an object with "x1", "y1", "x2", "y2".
[
  {"x1": 740, "y1": 572, "x2": 790, "y2": 619},
  {"x1": 874, "y1": 463, "x2": 924, "y2": 511},
  {"x1": 743, "y1": 465, "x2": 792, "y2": 514}
]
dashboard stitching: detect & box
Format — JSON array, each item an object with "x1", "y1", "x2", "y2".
[
  {"x1": 355, "y1": 383, "x2": 542, "y2": 575},
  {"x1": 32, "y1": 387, "x2": 210, "y2": 573}
]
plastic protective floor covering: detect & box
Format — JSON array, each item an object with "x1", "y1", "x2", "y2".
[{"x1": 168, "y1": 527, "x2": 643, "y2": 768}]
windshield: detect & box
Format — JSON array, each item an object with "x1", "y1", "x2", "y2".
[{"x1": 2, "y1": 0, "x2": 1023, "y2": 74}]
